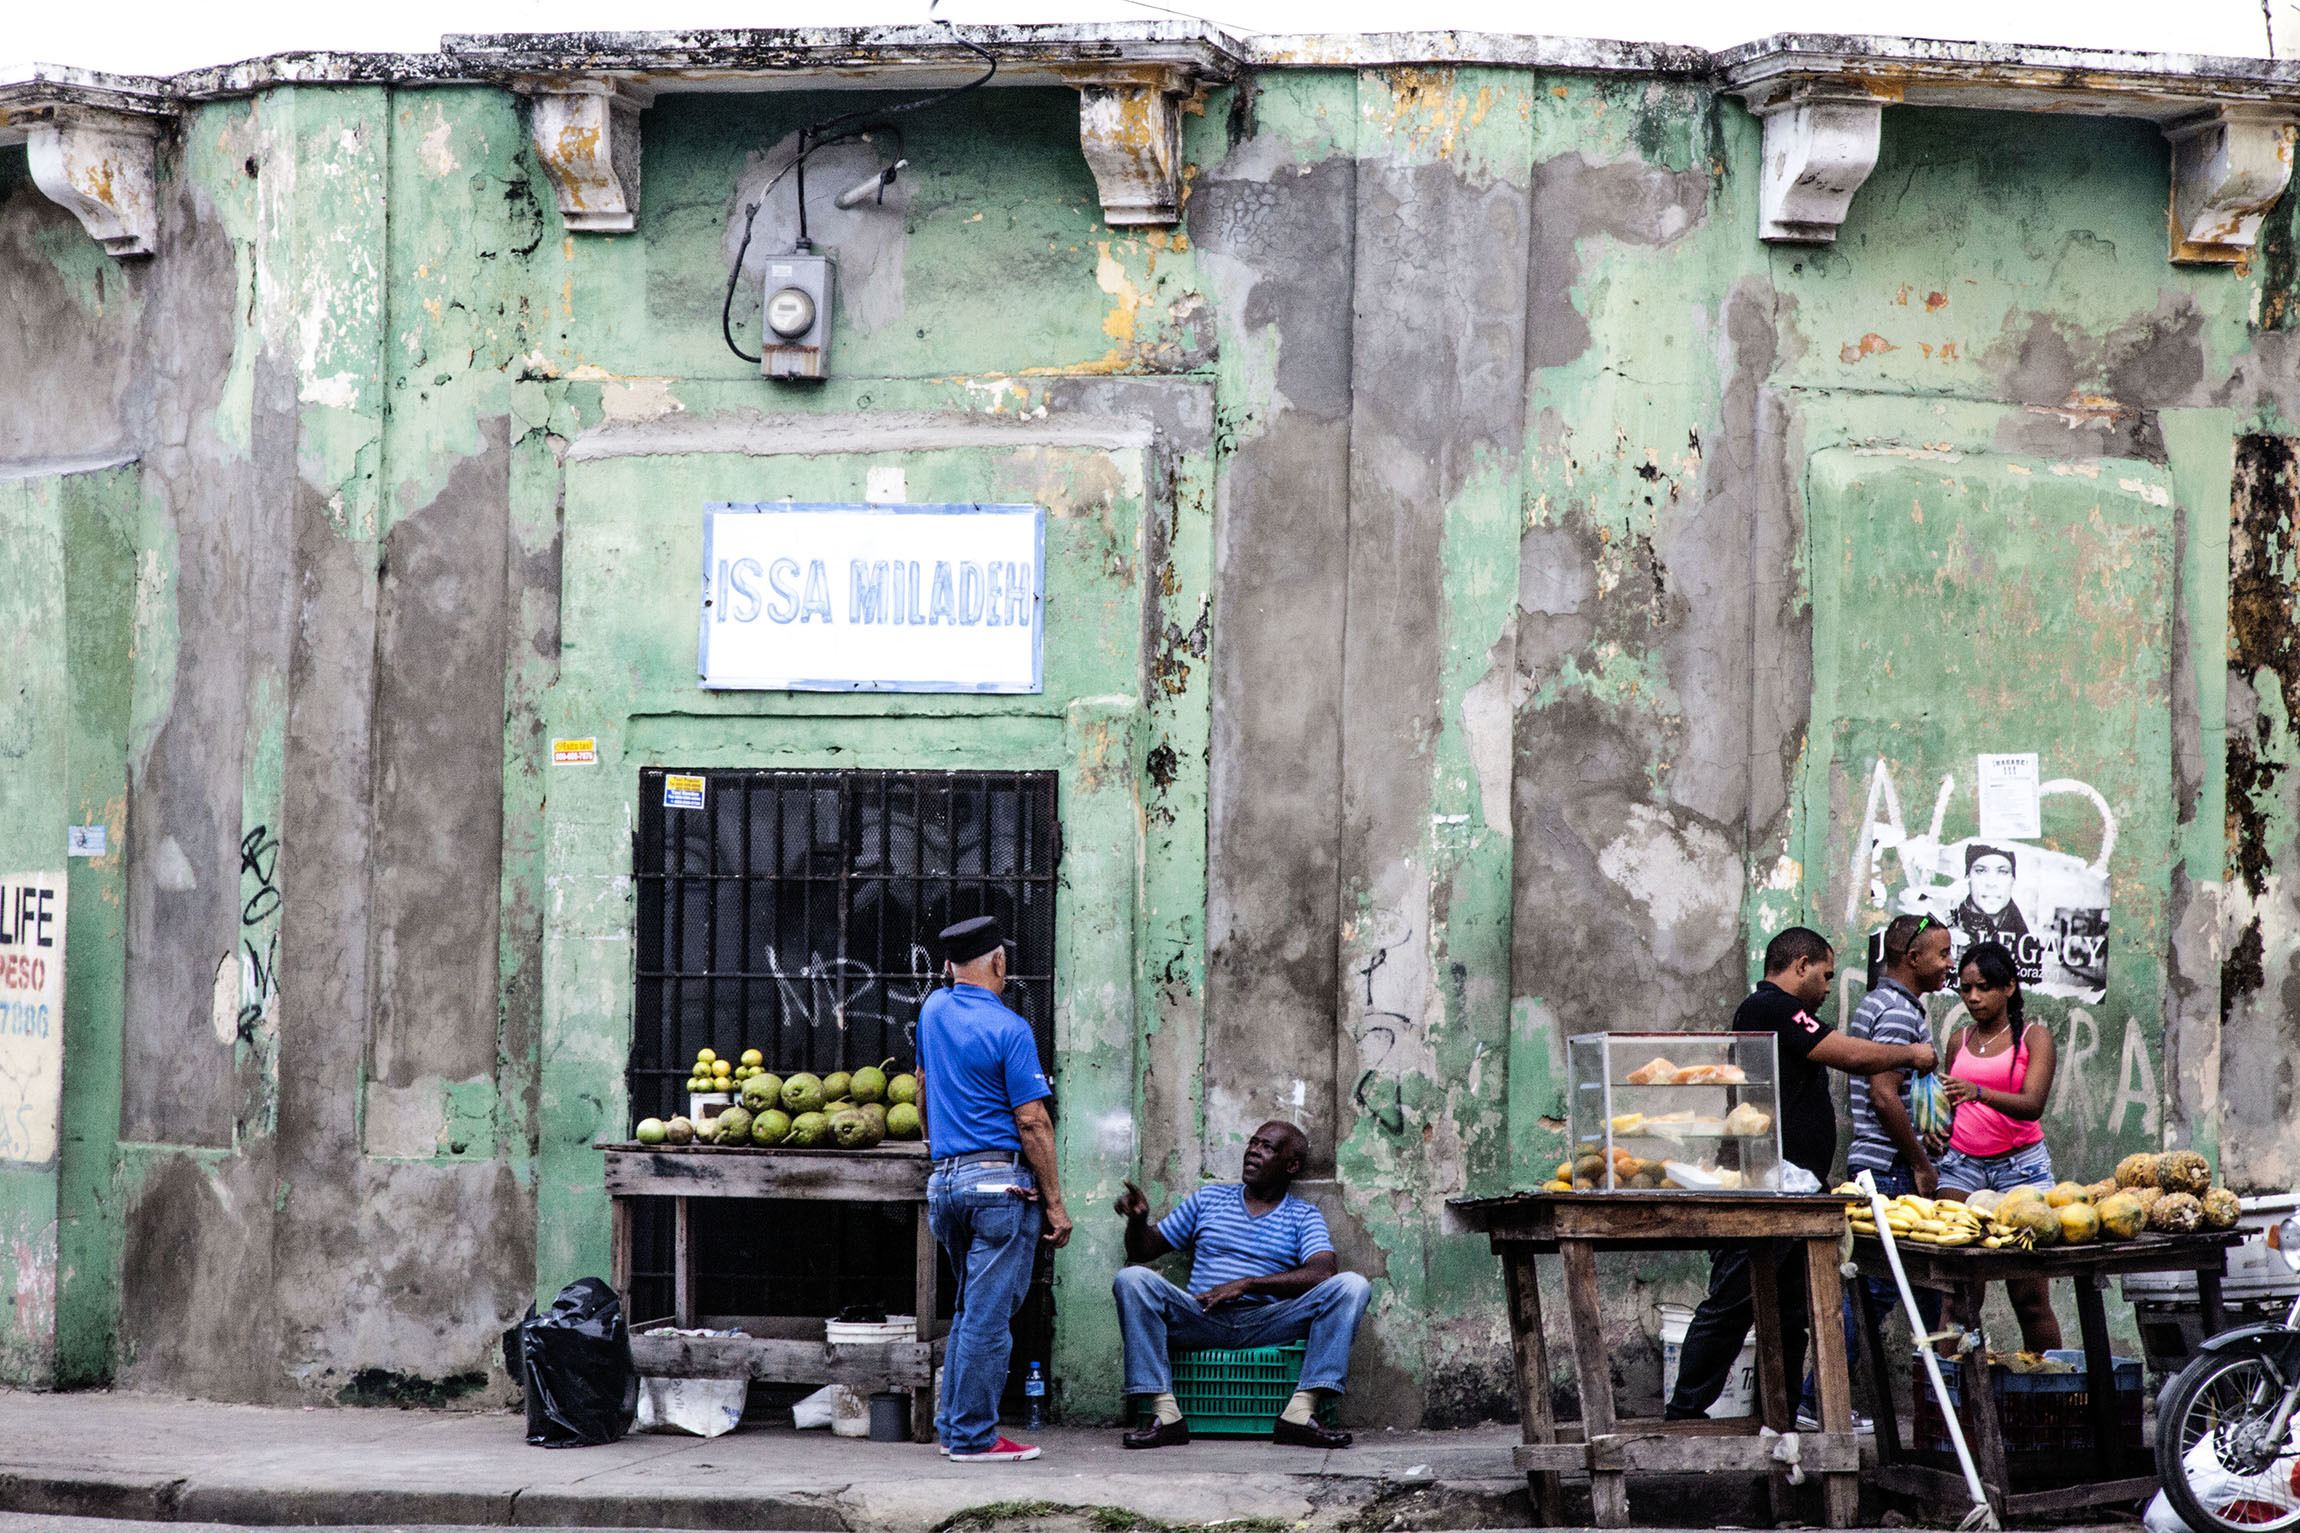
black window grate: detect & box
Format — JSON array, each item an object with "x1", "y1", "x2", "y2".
[
  {"x1": 630, "y1": 768, "x2": 1058, "y2": 1118},
  {"x1": 625, "y1": 768, "x2": 1061, "y2": 1388}
]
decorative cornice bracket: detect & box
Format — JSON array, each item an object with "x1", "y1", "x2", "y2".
[
  {"x1": 521, "y1": 80, "x2": 651, "y2": 234},
  {"x1": 26, "y1": 107, "x2": 163, "y2": 258},
  {"x1": 1064, "y1": 65, "x2": 1194, "y2": 227},
  {"x1": 1747, "y1": 86, "x2": 1883, "y2": 244},
  {"x1": 2165, "y1": 106, "x2": 2299, "y2": 265}
]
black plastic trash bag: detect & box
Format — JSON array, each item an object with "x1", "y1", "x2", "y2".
[{"x1": 501, "y1": 1277, "x2": 638, "y2": 1448}]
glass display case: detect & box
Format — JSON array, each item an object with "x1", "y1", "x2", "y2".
[{"x1": 1561, "y1": 1032, "x2": 1784, "y2": 1193}]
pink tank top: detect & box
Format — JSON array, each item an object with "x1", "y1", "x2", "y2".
[{"x1": 1947, "y1": 1028, "x2": 2044, "y2": 1157}]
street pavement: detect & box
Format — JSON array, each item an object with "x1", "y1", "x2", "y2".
[{"x1": 0, "y1": 1390, "x2": 1533, "y2": 1530}]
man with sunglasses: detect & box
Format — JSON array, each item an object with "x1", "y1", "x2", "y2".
[
  {"x1": 1667, "y1": 926, "x2": 1938, "y2": 1421},
  {"x1": 1797, "y1": 912, "x2": 1951, "y2": 1426}
]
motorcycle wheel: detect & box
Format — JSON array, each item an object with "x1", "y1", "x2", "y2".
[{"x1": 2157, "y1": 1340, "x2": 2300, "y2": 1533}]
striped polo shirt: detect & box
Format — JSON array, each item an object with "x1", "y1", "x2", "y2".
[
  {"x1": 1846, "y1": 976, "x2": 1928, "y2": 1174},
  {"x1": 1157, "y1": 1184, "x2": 1334, "y2": 1302}
]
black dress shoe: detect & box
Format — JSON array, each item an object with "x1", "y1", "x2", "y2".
[
  {"x1": 1122, "y1": 1416, "x2": 1191, "y2": 1449},
  {"x1": 1271, "y1": 1415, "x2": 1353, "y2": 1448}
]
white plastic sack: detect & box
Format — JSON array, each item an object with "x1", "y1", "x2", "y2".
[
  {"x1": 2145, "y1": 1423, "x2": 2300, "y2": 1531},
  {"x1": 792, "y1": 1383, "x2": 841, "y2": 1430},
  {"x1": 635, "y1": 1374, "x2": 748, "y2": 1438}
]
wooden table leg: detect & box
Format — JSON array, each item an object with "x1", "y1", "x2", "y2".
[
  {"x1": 673, "y1": 1195, "x2": 695, "y2": 1327},
  {"x1": 1805, "y1": 1238, "x2": 1859, "y2": 1528},
  {"x1": 2199, "y1": 1267, "x2": 2227, "y2": 1339},
  {"x1": 914, "y1": 1201, "x2": 939, "y2": 1443},
  {"x1": 609, "y1": 1195, "x2": 632, "y2": 1300},
  {"x1": 1853, "y1": 1267, "x2": 1904, "y2": 1466},
  {"x1": 1503, "y1": 1248, "x2": 1565, "y2": 1526},
  {"x1": 2073, "y1": 1273, "x2": 2127, "y2": 1477},
  {"x1": 1959, "y1": 1279, "x2": 2009, "y2": 1519},
  {"x1": 1749, "y1": 1245, "x2": 1795, "y2": 1524},
  {"x1": 1561, "y1": 1241, "x2": 1628, "y2": 1527}
]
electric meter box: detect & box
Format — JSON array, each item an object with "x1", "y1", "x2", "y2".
[
  {"x1": 1561, "y1": 1031, "x2": 1784, "y2": 1193},
  {"x1": 761, "y1": 251, "x2": 834, "y2": 380}
]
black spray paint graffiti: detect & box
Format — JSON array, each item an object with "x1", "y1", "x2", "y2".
[
  {"x1": 1353, "y1": 941, "x2": 1409, "y2": 1136},
  {"x1": 237, "y1": 826, "x2": 280, "y2": 1044}
]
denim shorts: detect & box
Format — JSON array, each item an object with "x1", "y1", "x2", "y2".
[{"x1": 1935, "y1": 1140, "x2": 2054, "y2": 1194}]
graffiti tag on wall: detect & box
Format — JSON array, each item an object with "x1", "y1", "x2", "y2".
[
  {"x1": 0, "y1": 872, "x2": 66, "y2": 1164},
  {"x1": 1848, "y1": 755, "x2": 2114, "y2": 1002}
]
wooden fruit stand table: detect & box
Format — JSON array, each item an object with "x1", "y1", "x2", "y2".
[
  {"x1": 600, "y1": 1141, "x2": 944, "y2": 1442},
  {"x1": 1452, "y1": 1191, "x2": 1861, "y2": 1529},
  {"x1": 1849, "y1": 1228, "x2": 2242, "y2": 1522}
]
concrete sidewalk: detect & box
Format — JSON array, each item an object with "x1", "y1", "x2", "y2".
[{"x1": 0, "y1": 1390, "x2": 1541, "y2": 1531}]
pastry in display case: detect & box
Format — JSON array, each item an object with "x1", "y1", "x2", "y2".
[{"x1": 1553, "y1": 1032, "x2": 1784, "y2": 1193}]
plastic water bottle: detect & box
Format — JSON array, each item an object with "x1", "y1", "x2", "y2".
[{"x1": 1023, "y1": 1360, "x2": 1047, "y2": 1429}]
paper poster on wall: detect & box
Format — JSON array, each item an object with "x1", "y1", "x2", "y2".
[
  {"x1": 0, "y1": 872, "x2": 66, "y2": 1165},
  {"x1": 1848, "y1": 756, "x2": 2113, "y2": 1001},
  {"x1": 698, "y1": 503, "x2": 1045, "y2": 693},
  {"x1": 1976, "y1": 753, "x2": 2042, "y2": 841}
]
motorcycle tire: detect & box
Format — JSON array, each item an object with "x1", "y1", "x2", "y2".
[{"x1": 2156, "y1": 1338, "x2": 2300, "y2": 1533}]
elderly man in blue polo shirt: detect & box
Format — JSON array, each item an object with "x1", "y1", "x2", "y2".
[
  {"x1": 918, "y1": 915, "x2": 1072, "y2": 1464},
  {"x1": 1111, "y1": 1120, "x2": 1368, "y2": 1449}
]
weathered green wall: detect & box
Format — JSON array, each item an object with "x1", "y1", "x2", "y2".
[{"x1": 2, "y1": 45, "x2": 2297, "y2": 1423}]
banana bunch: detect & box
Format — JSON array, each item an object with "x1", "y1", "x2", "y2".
[{"x1": 1833, "y1": 1186, "x2": 2036, "y2": 1250}]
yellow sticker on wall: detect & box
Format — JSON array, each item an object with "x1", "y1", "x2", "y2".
[
  {"x1": 663, "y1": 775, "x2": 706, "y2": 810},
  {"x1": 552, "y1": 738, "x2": 598, "y2": 765}
]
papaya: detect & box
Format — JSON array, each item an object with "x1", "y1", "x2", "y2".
[
  {"x1": 2097, "y1": 1192, "x2": 2146, "y2": 1240},
  {"x1": 2057, "y1": 1203, "x2": 2101, "y2": 1244}
]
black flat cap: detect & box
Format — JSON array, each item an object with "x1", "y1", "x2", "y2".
[{"x1": 940, "y1": 915, "x2": 1007, "y2": 964}]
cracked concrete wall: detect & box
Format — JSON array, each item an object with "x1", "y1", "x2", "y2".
[{"x1": 7, "y1": 58, "x2": 2300, "y2": 1424}]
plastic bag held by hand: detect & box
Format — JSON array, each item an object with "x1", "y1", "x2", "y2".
[
  {"x1": 502, "y1": 1277, "x2": 639, "y2": 1448},
  {"x1": 1910, "y1": 1071, "x2": 1953, "y2": 1140}
]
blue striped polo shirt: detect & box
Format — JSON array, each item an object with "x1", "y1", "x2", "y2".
[
  {"x1": 1156, "y1": 1184, "x2": 1333, "y2": 1301},
  {"x1": 1846, "y1": 976, "x2": 1929, "y2": 1174}
]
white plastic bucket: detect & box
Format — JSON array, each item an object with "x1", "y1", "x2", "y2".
[
  {"x1": 825, "y1": 1316, "x2": 918, "y2": 1438},
  {"x1": 1658, "y1": 1301, "x2": 1758, "y2": 1418}
]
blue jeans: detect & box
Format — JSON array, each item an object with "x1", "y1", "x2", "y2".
[
  {"x1": 1112, "y1": 1265, "x2": 1372, "y2": 1398},
  {"x1": 1802, "y1": 1164, "x2": 1942, "y2": 1415},
  {"x1": 927, "y1": 1158, "x2": 1042, "y2": 1452},
  {"x1": 1935, "y1": 1140, "x2": 2054, "y2": 1194}
]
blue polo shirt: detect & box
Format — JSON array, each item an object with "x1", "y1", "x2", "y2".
[{"x1": 915, "y1": 983, "x2": 1050, "y2": 1156}]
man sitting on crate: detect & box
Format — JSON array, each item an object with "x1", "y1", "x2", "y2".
[{"x1": 1111, "y1": 1120, "x2": 1369, "y2": 1450}]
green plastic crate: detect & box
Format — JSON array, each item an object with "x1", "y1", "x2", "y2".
[{"x1": 1160, "y1": 1342, "x2": 1335, "y2": 1436}]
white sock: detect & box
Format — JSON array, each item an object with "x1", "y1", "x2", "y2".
[
  {"x1": 1152, "y1": 1391, "x2": 1183, "y2": 1425},
  {"x1": 1281, "y1": 1389, "x2": 1318, "y2": 1426}
]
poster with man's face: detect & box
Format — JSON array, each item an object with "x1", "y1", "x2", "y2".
[{"x1": 1850, "y1": 757, "x2": 2113, "y2": 1003}]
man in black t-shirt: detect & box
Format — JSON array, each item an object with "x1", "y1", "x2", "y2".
[{"x1": 1664, "y1": 927, "x2": 1938, "y2": 1421}]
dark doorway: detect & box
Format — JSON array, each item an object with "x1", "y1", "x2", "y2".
[{"x1": 625, "y1": 768, "x2": 1060, "y2": 1412}]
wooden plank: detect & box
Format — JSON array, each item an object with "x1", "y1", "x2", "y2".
[
  {"x1": 1803, "y1": 1236, "x2": 1859, "y2": 1529},
  {"x1": 1502, "y1": 1250, "x2": 1565, "y2": 1526},
  {"x1": 609, "y1": 1196, "x2": 632, "y2": 1299},
  {"x1": 1748, "y1": 1246, "x2": 1793, "y2": 1524},
  {"x1": 914, "y1": 1202, "x2": 940, "y2": 1443},
  {"x1": 629, "y1": 1333, "x2": 934, "y2": 1389},
  {"x1": 2199, "y1": 1267, "x2": 2227, "y2": 1336},
  {"x1": 1516, "y1": 1432, "x2": 1862, "y2": 1475},
  {"x1": 1847, "y1": 1230, "x2": 2244, "y2": 1286},
  {"x1": 1560, "y1": 1242, "x2": 1628, "y2": 1528},
  {"x1": 1454, "y1": 1193, "x2": 1854, "y2": 1244},
  {"x1": 1852, "y1": 1266, "x2": 1904, "y2": 1467},
  {"x1": 1959, "y1": 1278, "x2": 2010, "y2": 1519},
  {"x1": 1870, "y1": 1460, "x2": 1975, "y2": 1505},
  {"x1": 2073, "y1": 1275, "x2": 2124, "y2": 1485},
  {"x1": 673, "y1": 1197, "x2": 695, "y2": 1327},
  {"x1": 2003, "y1": 1474, "x2": 2162, "y2": 1515},
  {"x1": 604, "y1": 1147, "x2": 929, "y2": 1201}
]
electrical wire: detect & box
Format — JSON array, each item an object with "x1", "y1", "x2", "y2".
[{"x1": 720, "y1": 16, "x2": 997, "y2": 366}]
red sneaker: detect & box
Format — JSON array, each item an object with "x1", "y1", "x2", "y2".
[{"x1": 948, "y1": 1435, "x2": 1042, "y2": 1462}]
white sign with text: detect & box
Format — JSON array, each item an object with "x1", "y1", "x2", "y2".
[
  {"x1": 700, "y1": 503, "x2": 1045, "y2": 692},
  {"x1": 0, "y1": 872, "x2": 66, "y2": 1165}
]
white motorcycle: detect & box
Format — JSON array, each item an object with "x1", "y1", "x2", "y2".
[{"x1": 2156, "y1": 1214, "x2": 2300, "y2": 1533}]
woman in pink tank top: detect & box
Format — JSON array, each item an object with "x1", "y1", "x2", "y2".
[{"x1": 1934, "y1": 940, "x2": 2062, "y2": 1351}]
